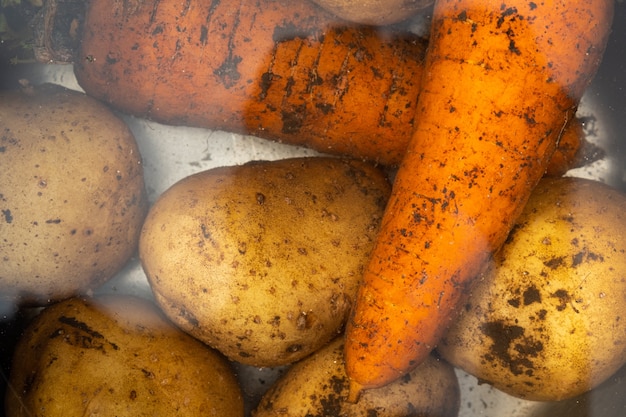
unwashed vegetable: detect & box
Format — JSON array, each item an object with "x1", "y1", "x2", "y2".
[
  {"x1": 344, "y1": 0, "x2": 614, "y2": 400},
  {"x1": 0, "y1": 83, "x2": 147, "y2": 306},
  {"x1": 5, "y1": 295, "x2": 244, "y2": 417},
  {"x1": 72, "y1": 0, "x2": 427, "y2": 166},
  {"x1": 253, "y1": 336, "x2": 460, "y2": 417},
  {"x1": 542, "y1": 116, "x2": 586, "y2": 177},
  {"x1": 70, "y1": 0, "x2": 591, "y2": 171},
  {"x1": 309, "y1": 0, "x2": 434, "y2": 26},
  {"x1": 438, "y1": 177, "x2": 626, "y2": 401},
  {"x1": 139, "y1": 157, "x2": 391, "y2": 367}
]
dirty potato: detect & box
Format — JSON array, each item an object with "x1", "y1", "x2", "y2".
[
  {"x1": 5, "y1": 295, "x2": 244, "y2": 417},
  {"x1": 139, "y1": 157, "x2": 391, "y2": 367},
  {"x1": 253, "y1": 336, "x2": 460, "y2": 417},
  {"x1": 0, "y1": 84, "x2": 147, "y2": 306},
  {"x1": 438, "y1": 177, "x2": 626, "y2": 401},
  {"x1": 310, "y1": 0, "x2": 433, "y2": 25}
]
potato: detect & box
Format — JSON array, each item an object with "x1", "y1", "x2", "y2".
[
  {"x1": 0, "y1": 84, "x2": 147, "y2": 306},
  {"x1": 438, "y1": 177, "x2": 626, "y2": 401},
  {"x1": 310, "y1": 0, "x2": 433, "y2": 25},
  {"x1": 139, "y1": 157, "x2": 391, "y2": 367},
  {"x1": 252, "y1": 336, "x2": 460, "y2": 417},
  {"x1": 5, "y1": 295, "x2": 244, "y2": 417}
]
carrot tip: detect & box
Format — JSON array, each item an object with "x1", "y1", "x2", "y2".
[{"x1": 347, "y1": 379, "x2": 363, "y2": 403}]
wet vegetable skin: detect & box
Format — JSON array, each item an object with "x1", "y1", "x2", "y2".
[
  {"x1": 73, "y1": 0, "x2": 427, "y2": 166},
  {"x1": 253, "y1": 336, "x2": 460, "y2": 417},
  {"x1": 0, "y1": 84, "x2": 147, "y2": 306},
  {"x1": 310, "y1": 0, "x2": 434, "y2": 25},
  {"x1": 139, "y1": 157, "x2": 391, "y2": 367},
  {"x1": 344, "y1": 0, "x2": 614, "y2": 400},
  {"x1": 5, "y1": 295, "x2": 244, "y2": 417},
  {"x1": 438, "y1": 177, "x2": 626, "y2": 401},
  {"x1": 73, "y1": 0, "x2": 589, "y2": 171}
]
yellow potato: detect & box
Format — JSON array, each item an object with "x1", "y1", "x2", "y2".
[
  {"x1": 438, "y1": 177, "x2": 626, "y2": 401},
  {"x1": 253, "y1": 336, "x2": 460, "y2": 417},
  {"x1": 0, "y1": 84, "x2": 147, "y2": 306},
  {"x1": 310, "y1": 0, "x2": 433, "y2": 25},
  {"x1": 5, "y1": 295, "x2": 244, "y2": 417},
  {"x1": 139, "y1": 157, "x2": 391, "y2": 367}
]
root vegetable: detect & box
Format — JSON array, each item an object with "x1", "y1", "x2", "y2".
[
  {"x1": 344, "y1": 0, "x2": 614, "y2": 400},
  {"x1": 71, "y1": 0, "x2": 590, "y2": 171},
  {"x1": 73, "y1": 0, "x2": 427, "y2": 166}
]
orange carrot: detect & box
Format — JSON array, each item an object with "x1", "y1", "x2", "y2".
[
  {"x1": 543, "y1": 115, "x2": 586, "y2": 176},
  {"x1": 72, "y1": 0, "x2": 427, "y2": 166},
  {"x1": 544, "y1": 116, "x2": 604, "y2": 177},
  {"x1": 65, "y1": 0, "x2": 587, "y2": 171},
  {"x1": 344, "y1": 0, "x2": 614, "y2": 400}
]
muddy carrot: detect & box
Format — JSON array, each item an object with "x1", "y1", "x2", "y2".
[
  {"x1": 72, "y1": 0, "x2": 427, "y2": 166},
  {"x1": 544, "y1": 116, "x2": 601, "y2": 177},
  {"x1": 68, "y1": 0, "x2": 589, "y2": 170},
  {"x1": 343, "y1": 0, "x2": 614, "y2": 400}
]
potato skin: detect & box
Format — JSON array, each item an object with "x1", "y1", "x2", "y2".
[
  {"x1": 310, "y1": 0, "x2": 433, "y2": 25},
  {"x1": 5, "y1": 295, "x2": 244, "y2": 417},
  {"x1": 253, "y1": 336, "x2": 460, "y2": 417},
  {"x1": 139, "y1": 157, "x2": 391, "y2": 367},
  {"x1": 438, "y1": 177, "x2": 626, "y2": 401},
  {"x1": 0, "y1": 84, "x2": 147, "y2": 305}
]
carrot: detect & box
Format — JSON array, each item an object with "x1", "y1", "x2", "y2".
[
  {"x1": 544, "y1": 116, "x2": 605, "y2": 177},
  {"x1": 67, "y1": 0, "x2": 587, "y2": 171},
  {"x1": 343, "y1": 0, "x2": 614, "y2": 401},
  {"x1": 543, "y1": 115, "x2": 586, "y2": 176},
  {"x1": 72, "y1": 0, "x2": 427, "y2": 166}
]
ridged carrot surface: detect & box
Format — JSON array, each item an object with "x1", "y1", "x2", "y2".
[
  {"x1": 73, "y1": 0, "x2": 427, "y2": 165},
  {"x1": 74, "y1": 0, "x2": 590, "y2": 171},
  {"x1": 344, "y1": 0, "x2": 614, "y2": 400}
]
